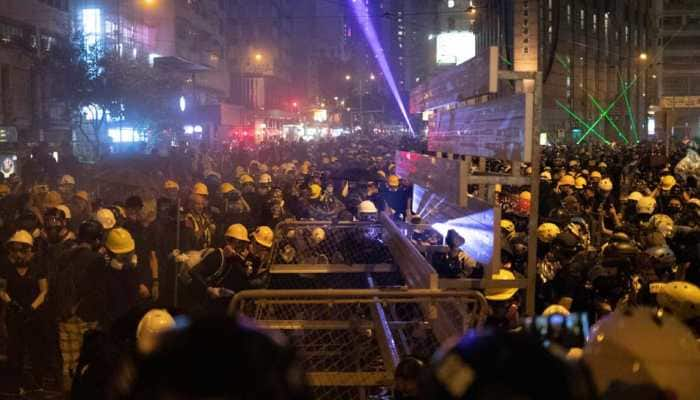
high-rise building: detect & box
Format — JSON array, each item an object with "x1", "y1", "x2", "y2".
[
  {"x1": 414, "y1": 0, "x2": 658, "y2": 144},
  {"x1": 223, "y1": 0, "x2": 297, "y2": 140},
  {"x1": 658, "y1": 0, "x2": 700, "y2": 140},
  {"x1": 71, "y1": 0, "x2": 230, "y2": 147},
  {"x1": 0, "y1": 0, "x2": 71, "y2": 142}
]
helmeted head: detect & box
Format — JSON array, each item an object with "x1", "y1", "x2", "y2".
[
  {"x1": 136, "y1": 309, "x2": 176, "y2": 355},
  {"x1": 583, "y1": 306, "x2": 700, "y2": 400}
]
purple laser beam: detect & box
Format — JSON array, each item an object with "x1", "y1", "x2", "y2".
[{"x1": 349, "y1": 0, "x2": 415, "y2": 135}]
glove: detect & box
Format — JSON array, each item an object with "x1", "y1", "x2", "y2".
[
  {"x1": 170, "y1": 249, "x2": 182, "y2": 258},
  {"x1": 8, "y1": 300, "x2": 24, "y2": 315}
]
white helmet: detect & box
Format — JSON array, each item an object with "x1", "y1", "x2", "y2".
[
  {"x1": 136, "y1": 309, "x2": 176, "y2": 355},
  {"x1": 583, "y1": 307, "x2": 700, "y2": 400},
  {"x1": 96, "y1": 208, "x2": 116, "y2": 230},
  {"x1": 358, "y1": 200, "x2": 378, "y2": 214}
]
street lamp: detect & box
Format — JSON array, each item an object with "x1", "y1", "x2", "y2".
[
  {"x1": 143, "y1": 0, "x2": 157, "y2": 6},
  {"x1": 639, "y1": 52, "x2": 648, "y2": 61},
  {"x1": 255, "y1": 53, "x2": 263, "y2": 62},
  {"x1": 345, "y1": 74, "x2": 352, "y2": 81},
  {"x1": 369, "y1": 73, "x2": 376, "y2": 80}
]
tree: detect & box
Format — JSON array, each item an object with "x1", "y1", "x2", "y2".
[{"x1": 48, "y1": 32, "x2": 186, "y2": 160}]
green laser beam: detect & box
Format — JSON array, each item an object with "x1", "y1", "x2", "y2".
[
  {"x1": 618, "y1": 73, "x2": 640, "y2": 144},
  {"x1": 500, "y1": 56, "x2": 513, "y2": 66},
  {"x1": 588, "y1": 94, "x2": 629, "y2": 144},
  {"x1": 578, "y1": 77, "x2": 638, "y2": 144},
  {"x1": 555, "y1": 100, "x2": 611, "y2": 145}
]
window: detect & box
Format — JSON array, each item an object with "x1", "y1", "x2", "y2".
[
  {"x1": 579, "y1": 9, "x2": 585, "y2": 30},
  {"x1": 592, "y1": 14, "x2": 597, "y2": 33},
  {"x1": 567, "y1": 3, "x2": 572, "y2": 24}
]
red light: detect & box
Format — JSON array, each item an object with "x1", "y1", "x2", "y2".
[{"x1": 292, "y1": 102, "x2": 298, "y2": 108}]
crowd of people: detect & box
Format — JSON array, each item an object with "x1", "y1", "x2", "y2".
[{"x1": 0, "y1": 134, "x2": 697, "y2": 399}]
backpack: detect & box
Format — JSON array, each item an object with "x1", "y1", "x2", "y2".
[{"x1": 177, "y1": 248, "x2": 224, "y2": 286}]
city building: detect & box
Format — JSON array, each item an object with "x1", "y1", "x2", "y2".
[
  {"x1": 0, "y1": 0, "x2": 71, "y2": 143},
  {"x1": 413, "y1": 0, "x2": 658, "y2": 145},
  {"x1": 223, "y1": 0, "x2": 297, "y2": 142},
  {"x1": 71, "y1": 0, "x2": 230, "y2": 151},
  {"x1": 658, "y1": 0, "x2": 700, "y2": 140}
]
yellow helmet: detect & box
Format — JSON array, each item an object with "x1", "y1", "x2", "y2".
[
  {"x1": 239, "y1": 174, "x2": 255, "y2": 185},
  {"x1": 0, "y1": 183, "x2": 10, "y2": 195},
  {"x1": 258, "y1": 173, "x2": 272, "y2": 184},
  {"x1": 540, "y1": 171, "x2": 552, "y2": 181},
  {"x1": 599, "y1": 178, "x2": 613, "y2": 192},
  {"x1": 519, "y1": 191, "x2": 531, "y2": 201},
  {"x1": 45, "y1": 191, "x2": 63, "y2": 208},
  {"x1": 164, "y1": 180, "x2": 179, "y2": 191},
  {"x1": 136, "y1": 309, "x2": 175, "y2": 355},
  {"x1": 688, "y1": 198, "x2": 700, "y2": 207},
  {"x1": 500, "y1": 219, "x2": 516, "y2": 235},
  {"x1": 224, "y1": 224, "x2": 250, "y2": 242},
  {"x1": 627, "y1": 191, "x2": 643, "y2": 202},
  {"x1": 590, "y1": 171, "x2": 602, "y2": 180},
  {"x1": 300, "y1": 164, "x2": 310, "y2": 175},
  {"x1": 105, "y1": 227, "x2": 135, "y2": 254},
  {"x1": 309, "y1": 184, "x2": 322, "y2": 199},
  {"x1": 74, "y1": 190, "x2": 89, "y2": 202},
  {"x1": 192, "y1": 182, "x2": 209, "y2": 196},
  {"x1": 7, "y1": 230, "x2": 34, "y2": 247},
  {"x1": 311, "y1": 227, "x2": 326, "y2": 243},
  {"x1": 542, "y1": 304, "x2": 570, "y2": 317},
  {"x1": 652, "y1": 281, "x2": 700, "y2": 321},
  {"x1": 574, "y1": 177, "x2": 587, "y2": 189},
  {"x1": 537, "y1": 223, "x2": 561, "y2": 243},
  {"x1": 387, "y1": 175, "x2": 400, "y2": 187},
  {"x1": 484, "y1": 269, "x2": 518, "y2": 301},
  {"x1": 558, "y1": 175, "x2": 575, "y2": 187},
  {"x1": 660, "y1": 175, "x2": 677, "y2": 191},
  {"x1": 219, "y1": 182, "x2": 236, "y2": 194},
  {"x1": 636, "y1": 196, "x2": 656, "y2": 215},
  {"x1": 253, "y1": 226, "x2": 274, "y2": 248},
  {"x1": 597, "y1": 161, "x2": 608, "y2": 169},
  {"x1": 494, "y1": 184, "x2": 502, "y2": 193},
  {"x1": 377, "y1": 170, "x2": 386, "y2": 178}
]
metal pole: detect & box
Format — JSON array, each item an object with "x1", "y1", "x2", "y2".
[
  {"x1": 174, "y1": 195, "x2": 181, "y2": 307},
  {"x1": 524, "y1": 72, "x2": 543, "y2": 316}
]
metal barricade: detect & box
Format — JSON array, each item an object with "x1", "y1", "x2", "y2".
[
  {"x1": 269, "y1": 221, "x2": 400, "y2": 290},
  {"x1": 229, "y1": 288, "x2": 488, "y2": 400}
]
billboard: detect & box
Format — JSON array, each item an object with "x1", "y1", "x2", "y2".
[
  {"x1": 0, "y1": 154, "x2": 18, "y2": 179},
  {"x1": 429, "y1": 93, "x2": 533, "y2": 162},
  {"x1": 436, "y1": 31, "x2": 476, "y2": 65},
  {"x1": 410, "y1": 47, "x2": 498, "y2": 113}
]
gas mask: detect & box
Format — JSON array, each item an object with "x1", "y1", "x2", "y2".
[{"x1": 8, "y1": 245, "x2": 33, "y2": 266}]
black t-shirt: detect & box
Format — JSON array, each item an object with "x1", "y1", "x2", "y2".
[{"x1": 0, "y1": 258, "x2": 47, "y2": 309}]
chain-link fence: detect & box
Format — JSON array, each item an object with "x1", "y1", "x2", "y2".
[
  {"x1": 269, "y1": 221, "x2": 400, "y2": 290},
  {"x1": 229, "y1": 289, "x2": 488, "y2": 400}
]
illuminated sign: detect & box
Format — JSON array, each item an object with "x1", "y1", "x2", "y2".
[
  {"x1": 179, "y1": 96, "x2": 187, "y2": 112},
  {"x1": 514, "y1": 0, "x2": 539, "y2": 72},
  {"x1": 429, "y1": 93, "x2": 534, "y2": 162},
  {"x1": 81, "y1": 8, "x2": 102, "y2": 48},
  {"x1": 436, "y1": 31, "x2": 476, "y2": 65},
  {"x1": 313, "y1": 109, "x2": 328, "y2": 123},
  {"x1": 108, "y1": 127, "x2": 146, "y2": 143},
  {"x1": 0, "y1": 127, "x2": 18, "y2": 143}
]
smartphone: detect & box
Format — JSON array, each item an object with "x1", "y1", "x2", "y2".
[{"x1": 523, "y1": 312, "x2": 590, "y2": 349}]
